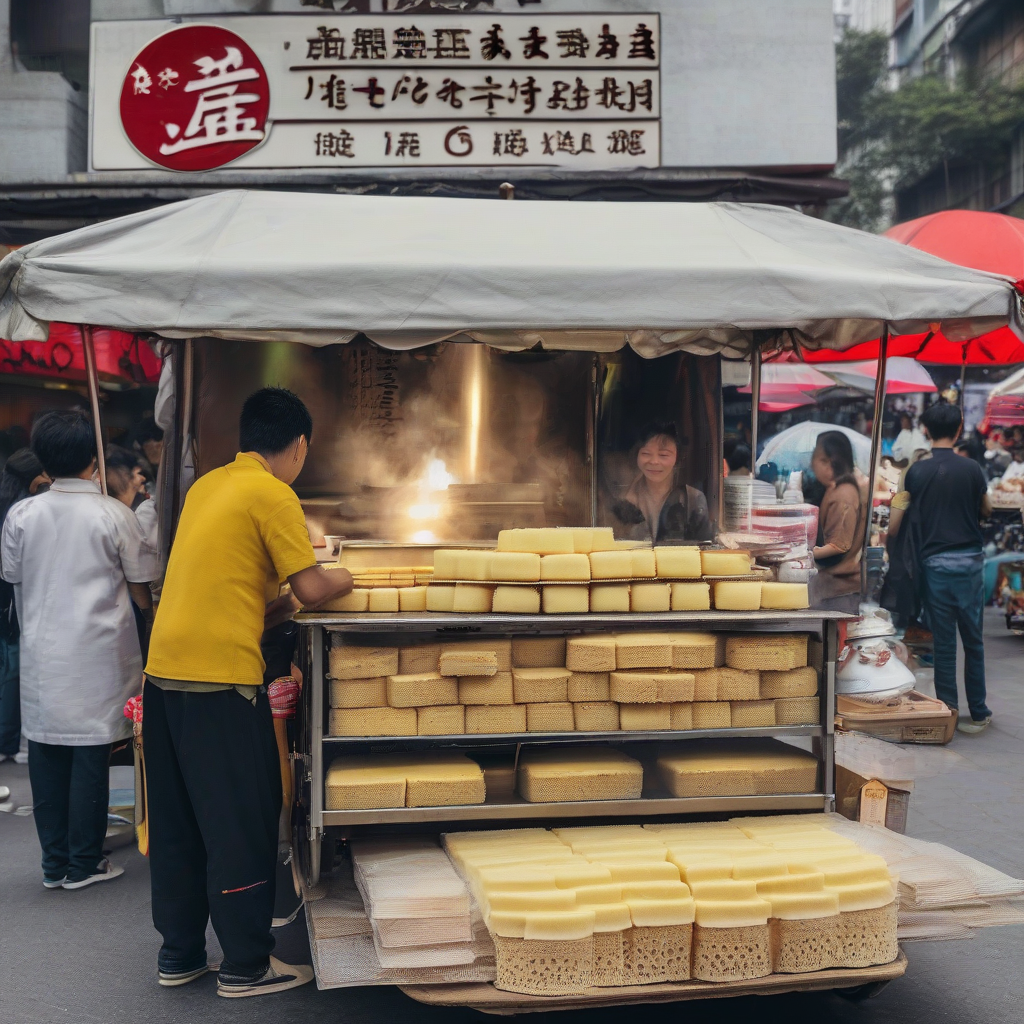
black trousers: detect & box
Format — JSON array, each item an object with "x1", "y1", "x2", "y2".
[
  {"x1": 28, "y1": 740, "x2": 111, "y2": 883},
  {"x1": 143, "y1": 681, "x2": 281, "y2": 977}
]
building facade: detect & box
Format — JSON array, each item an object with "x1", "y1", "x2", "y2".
[
  {"x1": 0, "y1": 0, "x2": 842, "y2": 246},
  {"x1": 889, "y1": 0, "x2": 1024, "y2": 218},
  {"x1": 834, "y1": 0, "x2": 894, "y2": 38}
]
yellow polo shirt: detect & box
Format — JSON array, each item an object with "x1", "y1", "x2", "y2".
[{"x1": 146, "y1": 452, "x2": 317, "y2": 687}]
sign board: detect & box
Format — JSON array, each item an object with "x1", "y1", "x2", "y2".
[
  {"x1": 859, "y1": 779, "x2": 890, "y2": 827},
  {"x1": 92, "y1": 14, "x2": 660, "y2": 172}
]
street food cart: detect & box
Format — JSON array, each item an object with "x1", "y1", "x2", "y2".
[{"x1": 1, "y1": 190, "x2": 1020, "y2": 1005}]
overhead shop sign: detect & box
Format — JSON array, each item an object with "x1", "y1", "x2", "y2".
[{"x1": 91, "y1": 14, "x2": 660, "y2": 172}]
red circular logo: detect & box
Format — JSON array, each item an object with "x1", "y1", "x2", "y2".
[{"x1": 119, "y1": 24, "x2": 270, "y2": 172}]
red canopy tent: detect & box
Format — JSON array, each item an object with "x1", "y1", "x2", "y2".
[
  {"x1": 801, "y1": 210, "x2": 1024, "y2": 366},
  {"x1": 800, "y1": 325, "x2": 1024, "y2": 365}
]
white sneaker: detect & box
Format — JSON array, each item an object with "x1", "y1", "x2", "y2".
[
  {"x1": 62, "y1": 858, "x2": 124, "y2": 890},
  {"x1": 0, "y1": 785, "x2": 9, "y2": 801},
  {"x1": 43, "y1": 875, "x2": 67, "y2": 889},
  {"x1": 13, "y1": 751, "x2": 28, "y2": 764},
  {"x1": 956, "y1": 716, "x2": 993, "y2": 736}
]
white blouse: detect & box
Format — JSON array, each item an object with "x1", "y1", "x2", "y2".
[{"x1": 1, "y1": 478, "x2": 159, "y2": 745}]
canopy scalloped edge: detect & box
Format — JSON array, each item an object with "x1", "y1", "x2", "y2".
[{"x1": 140, "y1": 316, "x2": 1023, "y2": 360}]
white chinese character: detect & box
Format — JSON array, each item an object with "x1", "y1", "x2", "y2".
[
  {"x1": 159, "y1": 47, "x2": 264, "y2": 155},
  {"x1": 184, "y1": 47, "x2": 259, "y2": 92},
  {"x1": 131, "y1": 64, "x2": 153, "y2": 95},
  {"x1": 157, "y1": 67, "x2": 179, "y2": 90}
]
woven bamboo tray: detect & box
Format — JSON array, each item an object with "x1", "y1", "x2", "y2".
[{"x1": 400, "y1": 950, "x2": 907, "y2": 1012}]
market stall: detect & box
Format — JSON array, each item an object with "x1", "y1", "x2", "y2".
[{"x1": 1, "y1": 191, "x2": 1021, "y2": 1005}]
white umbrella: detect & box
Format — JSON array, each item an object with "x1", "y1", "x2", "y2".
[
  {"x1": 815, "y1": 357, "x2": 937, "y2": 395},
  {"x1": 756, "y1": 422, "x2": 873, "y2": 475}
]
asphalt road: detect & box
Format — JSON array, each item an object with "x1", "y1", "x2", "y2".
[{"x1": 1, "y1": 609, "x2": 1021, "y2": 1024}]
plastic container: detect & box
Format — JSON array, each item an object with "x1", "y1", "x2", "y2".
[{"x1": 749, "y1": 503, "x2": 819, "y2": 549}]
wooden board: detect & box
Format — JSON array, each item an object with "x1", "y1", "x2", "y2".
[
  {"x1": 399, "y1": 951, "x2": 907, "y2": 1014},
  {"x1": 837, "y1": 690, "x2": 955, "y2": 745}
]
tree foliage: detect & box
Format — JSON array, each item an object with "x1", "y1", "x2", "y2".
[
  {"x1": 828, "y1": 29, "x2": 1024, "y2": 231},
  {"x1": 835, "y1": 29, "x2": 889, "y2": 158}
]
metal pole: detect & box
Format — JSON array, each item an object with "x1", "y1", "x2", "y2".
[
  {"x1": 308, "y1": 623, "x2": 325, "y2": 888},
  {"x1": 80, "y1": 325, "x2": 107, "y2": 495},
  {"x1": 861, "y1": 324, "x2": 890, "y2": 597},
  {"x1": 749, "y1": 345, "x2": 761, "y2": 469},
  {"x1": 168, "y1": 338, "x2": 194, "y2": 548},
  {"x1": 588, "y1": 355, "x2": 599, "y2": 527},
  {"x1": 959, "y1": 346, "x2": 968, "y2": 408}
]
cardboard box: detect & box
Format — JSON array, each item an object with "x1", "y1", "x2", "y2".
[{"x1": 835, "y1": 765, "x2": 910, "y2": 834}]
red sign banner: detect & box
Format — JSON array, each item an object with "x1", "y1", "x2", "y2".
[{"x1": 0, "y1": 324, "x2": 161, "y2": 384}]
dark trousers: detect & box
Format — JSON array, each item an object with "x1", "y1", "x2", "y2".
[
  {"x1": 0, "y1": 636, "x2": 19, "y2": 756},
  {"x1": 27, "y1": 740, "x2": 111, "y2": 882},
  {"x1": 922, "y1": 550, "x2": 991, "y2": 721},
  {"x1": 143, "y1": 680, "x2": 281, "y2": 978}
]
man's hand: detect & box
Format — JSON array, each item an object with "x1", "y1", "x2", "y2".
[
  {"x1": 288, "y1": 565, "x2": 354, "y2": 610},
  {"x1": 128, "y1": 581, "x2": 155, "y2": 640},
  {"x1": 265, "y1": 592, "x2": 301, "y2": 629},
  {"x1": 128, "y1": 581, "x2": 154, "y2": 612}
]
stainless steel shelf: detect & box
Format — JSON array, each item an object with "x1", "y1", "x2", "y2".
[
  {"x1": 299, "y1": 609, "x2": 851, "y2": 633},
  {"x1": 322, "y1": 725, "x2": 823, "y2": 749},
  {"x1": 321, "y1": 792, "x2": 828, "y2": 826}
]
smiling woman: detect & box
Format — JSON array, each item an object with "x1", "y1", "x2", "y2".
[{"x1": 611, "y1": 422, "x2": 714, "y2": 543}]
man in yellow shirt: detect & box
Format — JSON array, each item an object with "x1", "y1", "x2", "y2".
[{"x1": 143, "y1": 387, "x2": 352, "y2": 998}]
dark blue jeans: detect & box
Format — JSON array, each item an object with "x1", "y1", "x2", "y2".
[
  {"x1": 0, "y1": 637, "x2": 19, "y2": 756},
  {"x1": 28, "y1": 740, "x2": 111, "y2": 883},
  {"x1": 922, "y1": 550, "x2": 991, "y2": 722}
]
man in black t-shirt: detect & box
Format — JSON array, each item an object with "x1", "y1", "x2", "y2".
[{"x1": 892, "y1": 403, "x2": 992, "y2": 735}]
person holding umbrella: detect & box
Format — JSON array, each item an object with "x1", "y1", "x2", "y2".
[{"x1": 808, "y1": 431, "x2": 868, "y2": 613}]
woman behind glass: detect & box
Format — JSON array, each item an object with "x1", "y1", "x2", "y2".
[
  {"x1": 611, "y1": 423, "x2": 714, "y2": 543},
  {"x1": 0, "y1": 450, "x2": 51, "y2": 761}
]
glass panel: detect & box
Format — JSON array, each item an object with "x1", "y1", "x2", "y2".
[
  {"x1": 194, "y1": 337, "x2": 591, "y2": 542},
  {"x1": 596, "y1": 347, "x2": 721, "y2": 543}
]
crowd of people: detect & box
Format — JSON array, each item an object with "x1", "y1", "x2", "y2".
[
  {"x1": 741, "y1": 402, "x2": 993, "y2": 735},
  {"x1": 0, "y1": 389, "x2": 353, "y2": 1000}
]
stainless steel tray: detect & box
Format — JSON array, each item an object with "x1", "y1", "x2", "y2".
[
  {"x1": 321, "y1": 792, "x2": 828, "y2": 826},
  {"x1": 298, "y1": 609, "x2": 849, "y2": 633},
  {"x1": 322, "y1": 724, "x2": 823, "y2": 749}
]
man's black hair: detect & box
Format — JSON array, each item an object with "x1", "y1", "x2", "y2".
[
  {"x1": 105, "y1": 445, "x2": 140, "y2": 499},
  {"x1": 31, "y1": 411, "x2": 96, "y2": 479},
  {"x1": 727, "y1": 443, "x2": 751, "y2": 473},
  {"x1": 239, "y1": 387, "x2": 313, "y2": 456},
  {"x1": 0, "y1": 449, "x2": 45, "y2": 525},
  {"x1": 106, "y1": 444, "x2": 140, "y2": 474},
  {"x1": 921, "y1": 401, "x2": 963, "y2": 441},
  {"x1": 136, "y1": 416, "x2": 164, "y2": 444}
]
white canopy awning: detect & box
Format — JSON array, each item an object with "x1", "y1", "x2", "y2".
[{"x1": 0, "y1": 190, "x2": 1019, "y2": 357}]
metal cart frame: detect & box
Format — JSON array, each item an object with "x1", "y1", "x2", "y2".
[{"x1": 293, "y1": 608, "x2": 845, "y2": 887}]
